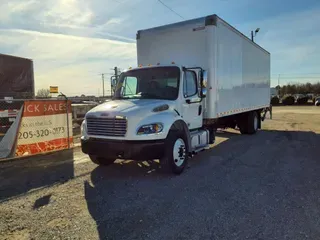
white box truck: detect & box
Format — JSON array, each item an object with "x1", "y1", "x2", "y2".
[{"x1": 81, "y1": 14, "x2": 271, "y2": 174}]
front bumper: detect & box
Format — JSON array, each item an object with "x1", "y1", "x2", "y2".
[{"x1": 81, "y1": 138, "x2": 165, "y2": 160}]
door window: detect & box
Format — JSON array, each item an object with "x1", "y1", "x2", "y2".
[{"x1": 183, "y1": 71, "x2": 197, "y2": 97}]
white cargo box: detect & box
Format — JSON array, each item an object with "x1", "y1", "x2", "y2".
[{"x1": 137, "y1": 15, "x2": 270, "y2": 119}]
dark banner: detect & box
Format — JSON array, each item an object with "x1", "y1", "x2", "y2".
[{"x1": 0, "y1": 54, "x2": 34, "y2": 99}]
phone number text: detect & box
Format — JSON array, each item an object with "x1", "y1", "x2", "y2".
[{"x1": 18, "y1": 127, "x2": 66, "y2": 140}]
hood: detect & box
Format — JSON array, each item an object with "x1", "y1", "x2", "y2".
[{"x1": 86, "y1": 99, "x2": 173, "y2": 118}]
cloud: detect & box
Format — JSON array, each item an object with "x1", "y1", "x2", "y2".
[
  {"x1": 42, "y1": 0, "x2": 93, "y2": 26},
  {"x1": 232, "y1": 6, "x2": 320, "y2": 86},
  {"x1": 0, "y1": 0, "x2": 37, "y2": 22},
  {"x1": 1, "y1": 0, "x2": 319, "y2": 93},
  {"x1": 0, "y1": 0, "x2": 129, "y2": 40},
  {"x1": 238, "y1": 7, "x2": 320, "y2": 76},
  {"x1": 0, "y1": 0, "x2": 139, "y2": 96},
  {"x1": 0, "y1": 29, "x2": 137, "y2": 96},
  {"x1": 0, "y1": 0, "x2": 93, "y2": 26}
]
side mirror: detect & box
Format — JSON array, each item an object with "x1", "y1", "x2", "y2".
[{"x1": 201, "y1": 70, "x2": 208, "y2": 98}]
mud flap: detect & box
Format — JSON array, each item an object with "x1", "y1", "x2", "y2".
[{"x1": 261, "y1": 105, "x2": 272, "y2": 121}]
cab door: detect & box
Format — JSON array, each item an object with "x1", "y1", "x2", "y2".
[{"x1": 181, "y1": 70, "x2": 203, "y2": 129}]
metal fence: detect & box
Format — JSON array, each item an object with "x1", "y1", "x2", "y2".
[{"x1": 0, "y1": 98, "x2": 73, "y2": 161}]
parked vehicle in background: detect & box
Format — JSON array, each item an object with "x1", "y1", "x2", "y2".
[
  {"x1": 296, "y1": 95, "x2": 309, "y2": 105},
  {"x1": 313, "y1": 96, "x2": 320, "y2": 105},
  {"x1": 0, "y1": 54, "x2": 34, "y2": 133},
  {"x1": 0, "y1": 53, "x2": 34, "y2": 99},
  {"x1": 282, "y1": 95, "x2": 295, "y2": 105},
  {"x1": 306, "y1": 93, "x2": 314, "y2": 100},
  {"x1": 81, "y1": 14, "x2": 271, "y2": 174},
  {"x1": 271, "y1": 96, "x2": 280, "y2": 105},
  {"x1": 315, "y1": 97, "x2": 320, "y2": 106}
]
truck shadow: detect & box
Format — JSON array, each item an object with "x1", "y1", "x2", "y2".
[
  {"x1": 194, "y1": 129, "x2": 320, "y2": 169},
  {"x1": 0, "y1": 149, "x2": 74, "y2": 202},
  {"x1": 84, "y1": 129, "x2": 320, "y2": 239}
]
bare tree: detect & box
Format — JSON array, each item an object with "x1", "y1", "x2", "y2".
[
  {"x1": 36, "y1": 89, "x2": 51, "y2": 98},
  {"x1": 279, "y1": 82, "x2": 320, "y2": 96}
]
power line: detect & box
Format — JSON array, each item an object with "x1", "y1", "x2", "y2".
[
  {"x1": 271, "y1": 73, "x2": 320, "y2": 76},
  {"x1": 271, "y1": 77, "x2": 320, "y2": 79},
  {"x1": 157, "y1": 0, "x2": 184, "y2": 20}
]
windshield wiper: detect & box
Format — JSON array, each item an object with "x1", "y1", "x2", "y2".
[
  {"x1": 113, "y1": 93, "x2": 165, "y2": 100},
  {"x1": 137, "y1": 92, "x2": 165, "y2": 99},
  {"x1": 113, "y1": 96, "x2": 139, "y2": 100}
]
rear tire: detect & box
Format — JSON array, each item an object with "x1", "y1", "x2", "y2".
[
  {"x1": 89, "y1": 155, "x2": 115, "y2": 166},
  {"x1": 238, "y1": 111, "x2": 259, "y2": 135},
  {"x1": 238, "y1": 115, "x2": 248, "y2": 134},
  {"x1": 160, "y1": 131, "x2": 188, "y2": 174},
  {"x1": 247, "y1": 111, "x2": 259, "y2": 134}
]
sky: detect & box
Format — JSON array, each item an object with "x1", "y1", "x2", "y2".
[{"x1": 0, "y1": 0, "x2": 320, "y2": 96}]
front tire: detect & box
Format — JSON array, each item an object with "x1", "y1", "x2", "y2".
[
  {"x1": 89, "y1": 155, "x2": 115, "y2": 166},
  {"x1": 160, "y1": 131, "x2": 188, "y2": 174}
]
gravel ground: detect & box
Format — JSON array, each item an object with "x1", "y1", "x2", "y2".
[{"x1": 0, "y1": 106, "x2": 320, "y2": 240}]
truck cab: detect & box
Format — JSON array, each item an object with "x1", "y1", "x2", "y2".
[{"x1": 81, "y1": 64, "x2": 210, "y2": 174}]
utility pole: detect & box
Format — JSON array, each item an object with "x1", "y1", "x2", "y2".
[
  {"x1": 110, "y1": 67, "x2": 121, "y2": 96},
  {"x1": 278, "y1": 74, "x2": 280, "y2": 86},
  {"x1": 101, "y1": 73, "x2": 105, "y2": 97}
]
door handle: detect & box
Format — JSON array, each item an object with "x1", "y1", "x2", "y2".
[
  {"x1": 185, "y1": 99, "x2": 201, "y2": 104},
  {"x1": 198, "y1": 105, "x2": 202, "y2": 115}
]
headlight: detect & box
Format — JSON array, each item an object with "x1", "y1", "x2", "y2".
[
  {"x1": 137, "y1": 123, "x2": 163, "y2": 135},
  {"x1": 81, "y1": 120, "x2": 88, "y2": 137},
  {"x1": 80, "y1": 120, "x2": 85, "y2": 133}
]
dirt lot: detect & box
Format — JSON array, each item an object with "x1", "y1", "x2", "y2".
[{"x1": 0, "y1": 106, "x2": 320, "y2": 240}]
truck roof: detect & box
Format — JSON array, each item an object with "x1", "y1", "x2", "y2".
[
  {"x1": 137, "y1": 14, "x2": 270, "y2": 55},
  {"x1": 0, "y1": 53, "x2": 33, "y2": 61}
]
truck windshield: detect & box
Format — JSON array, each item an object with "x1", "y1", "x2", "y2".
[{"x1": 114, "y1": 66, "x2": 180, "y2": 100}]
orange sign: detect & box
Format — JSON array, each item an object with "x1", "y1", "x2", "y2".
[
  {"x1": 15, "y1": 100, "x2": 73, "y2": 156},
  {"x1": 22, "y1": 101, "x2": 71, "y2": 117}
]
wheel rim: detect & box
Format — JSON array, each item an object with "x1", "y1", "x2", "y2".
[
  {"x1": 254, "y1": 114, "x2": 258, "y2": 131},
  {"x1": 173, "y1": 138, "x2": 186, "y2": 167}
]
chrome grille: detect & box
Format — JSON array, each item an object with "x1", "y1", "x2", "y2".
[{"x1": 86, "y1": 117, "x2": 127, "y2": 137}]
